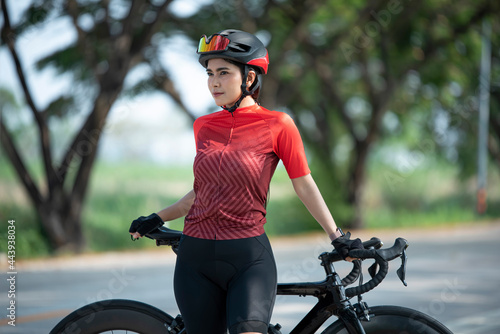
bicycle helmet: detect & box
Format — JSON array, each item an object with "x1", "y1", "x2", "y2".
[
  {"x1": 197, "y1": 29, "x2": 269, "y2": 74},
  {"x1": 197, "y1": 29, "x2": 269, "y2": 112}
]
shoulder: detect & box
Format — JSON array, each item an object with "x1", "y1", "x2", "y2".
[
  {"x1": 194, "y1": 111, "x2": 223, "y2": 133},
  {"x1": 194, "y1": 111, "x2": 222, "y2": 124},
  {"x1": 255, "y1": 106, "x2": 296, "y2": 129}
]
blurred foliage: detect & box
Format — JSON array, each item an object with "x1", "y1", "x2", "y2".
[
  {"x1": 173, "y1": 0, "x2": 500, "y2": 227},
  {"x1": 1, "y1": 0, "x2": 500, "y2": 254},
  {"x1": 1, "y1": 159, "x2": 499, "y2": 258},
  {"x1": 1, "y1": 0, "x2": 196, "y2": 252}
]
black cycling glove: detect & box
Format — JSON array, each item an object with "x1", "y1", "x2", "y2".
[
  {"x1": 332, "y1": 231, "x2": 364, "y2": 260},
  {"x1": 129, "y1": 213, "x2": 164, "y2": 237}
]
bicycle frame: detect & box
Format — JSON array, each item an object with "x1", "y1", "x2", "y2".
[
  {"x1": 275, "y1": 252, "x2": 366, "y2": 334},
  {"x1": 52, "y1": 228, "x2": 445, "y2": 334},
  {"x1": 141, "y1": 227, "x2": 408, "y2": 334}
]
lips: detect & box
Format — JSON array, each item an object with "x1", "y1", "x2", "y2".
[{"x1": 212, "y1": 92, "x2": 223, "y2": 98}]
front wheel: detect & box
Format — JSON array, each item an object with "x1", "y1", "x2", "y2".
[
  {"x1": 50, "y1": 299, "x2": 177, "y2": 334},
  {"x1": 323, "y1": 305, "x2": 453, "y2": 334}
]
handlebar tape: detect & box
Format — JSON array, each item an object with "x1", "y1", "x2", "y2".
[
  {"x1": 345, "y1": 253, "x2": 388, "y2": 297},
  {"x1": 341, "y1": 260, "x2": 362, "y2": 286},
  {"x1": 343, "y1": 238, "x2": 408, "y2": 297}
]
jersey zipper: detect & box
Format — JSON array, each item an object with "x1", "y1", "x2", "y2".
[{"x1": 215, "y1": 111, "x2": 235, "y2": 239}]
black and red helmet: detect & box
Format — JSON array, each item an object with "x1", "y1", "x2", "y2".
[{"x1": 197, "y1": 29, "x2": 269, "y2": 75}]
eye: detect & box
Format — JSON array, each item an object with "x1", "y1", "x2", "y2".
[
  {"x1": 206, "y1": 72, "x2": 213, "y2": 76},
  {"x1": 220, "y1": 71, "x2": 229, "y2": 75}
]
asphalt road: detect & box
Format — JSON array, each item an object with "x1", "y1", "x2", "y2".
[{"x1": 1, "y1": 221, "x2": 499, "y2": 334}]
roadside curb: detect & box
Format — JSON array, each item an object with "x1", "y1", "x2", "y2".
[{"x1": 5, "y1": 220, "x2": 499, "y2": 272}]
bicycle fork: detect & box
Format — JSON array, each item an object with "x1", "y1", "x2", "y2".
[{"x1": 338, "y1": 306, "x2": 366, "y2": 334}]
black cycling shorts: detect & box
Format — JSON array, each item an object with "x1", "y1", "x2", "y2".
[{"x1": 173, "y1": 233, "x2": 277, "y2": 334}]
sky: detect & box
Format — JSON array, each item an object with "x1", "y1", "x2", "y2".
[{"x1": 0, "y1": 0, "x2": 216, "y2": 166}]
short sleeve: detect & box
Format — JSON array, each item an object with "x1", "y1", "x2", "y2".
[{"x1": 273, "y1": 113, "x2": 311, "y2": 179}]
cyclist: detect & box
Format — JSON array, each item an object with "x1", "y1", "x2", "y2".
[{"x1": 129, "y1": 29, "x2": 363, "y2": 334}]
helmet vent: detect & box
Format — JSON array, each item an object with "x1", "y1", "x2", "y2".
[{"x1": 230, "y1": 42, "x2": 251, "y2": 52}]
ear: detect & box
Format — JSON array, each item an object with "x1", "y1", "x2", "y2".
[{"x1": 246, "y1": 70, "x2": 257, "y2": 87}]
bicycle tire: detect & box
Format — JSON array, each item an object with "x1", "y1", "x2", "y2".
[
  {"x1": 322, "y1": 305, "x2": 453, "y2": 334},
  {"x1": 49, "y1": 299, "x2": 175, "y2": 334}
]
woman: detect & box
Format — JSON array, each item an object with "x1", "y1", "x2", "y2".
[{"x1": 129, "y1": 29, "x2": 363, "y2": 334}]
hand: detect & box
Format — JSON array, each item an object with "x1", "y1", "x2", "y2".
[
  {"x1": 129, "y1": 213, "x2": 164, "y2": 239},
  {"x1": 332, "y1": 232, "x2": 364, "y2": 262}
]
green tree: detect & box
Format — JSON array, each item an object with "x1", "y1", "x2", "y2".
[
  {"x1": 0, "y1": 0, "x2": 194, "y2": 252},
  {"x1": 2, "y1": 0, "x2": 498, "y2": 254},
  {"x1": 181, "y1": 0, "x2": 499, "y2": 228},
  {"x1": 386, "y1": 16, "x2": 500, "y2": 183}
]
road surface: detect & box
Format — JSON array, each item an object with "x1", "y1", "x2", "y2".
[{"x1": 1, "y1": 221, "x2": 499, "y2": 333}]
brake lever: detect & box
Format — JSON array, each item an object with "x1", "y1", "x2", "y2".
[{"x1": 396, "y1": 248, "x2": 408, "y2": 286}]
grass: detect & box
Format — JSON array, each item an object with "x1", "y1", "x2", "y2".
[
  {"x1": 363, "y1": 159, "x2": 500, "y2": 228},
  {"x1": 82, "y1": 163, "x2": 316, "y2": 251},
  {"x1": 0, "y1": 158, "x2": 499, "y2": 258}
]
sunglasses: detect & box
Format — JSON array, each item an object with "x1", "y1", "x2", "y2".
[{"x1": 197, "y1": 34, "x2": 230, "y2": 54}]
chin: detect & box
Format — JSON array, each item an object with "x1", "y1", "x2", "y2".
[{"x1": 214, "y1": 99, "x2": 231, "y2": 108}]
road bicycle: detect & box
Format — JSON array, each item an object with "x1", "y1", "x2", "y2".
[{"x1": 50, "y1": 227, "x2": 453, "y2": 334}]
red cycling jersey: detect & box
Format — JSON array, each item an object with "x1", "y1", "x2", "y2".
[{"x1": 183, "y1": 104, "x2": 310, "y2": 240}]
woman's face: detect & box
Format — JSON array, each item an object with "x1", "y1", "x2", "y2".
[{"x1": 206, "y1": 58, "x2": 244, "y2": 107}]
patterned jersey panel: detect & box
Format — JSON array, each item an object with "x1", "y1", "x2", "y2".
[{"x1": 184, "y1": 104, "x2": 310, "y2": 240}]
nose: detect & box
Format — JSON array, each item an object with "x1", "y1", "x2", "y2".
[{"x1": 211, "y1": 76, "x2": 220, "y2": 88}]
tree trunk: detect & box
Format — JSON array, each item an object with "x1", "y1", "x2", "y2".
[
  {"x1": 346, "y1": 143, "x2": 368, "y2": 230},
  {"x1": 43, "y1": 92, "x2": 117, "y2": 252},
  {"x1": 37, "y1": 194, "x2": 85, "y2": 253}
]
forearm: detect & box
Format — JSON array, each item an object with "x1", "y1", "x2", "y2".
[
  {"x1": 291, "y1": 174, "x2": 342, "y2": 241},
  {"x1": 156, "y1": 190, "x2": 195, "y2": 222}
]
